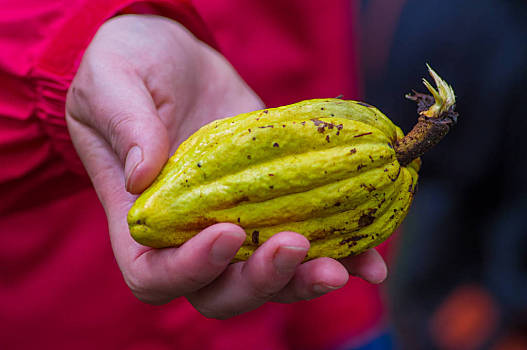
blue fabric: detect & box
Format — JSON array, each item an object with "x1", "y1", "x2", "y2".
[{"x1": 349, "y1": 331, "x2": 394, "y2": 350}]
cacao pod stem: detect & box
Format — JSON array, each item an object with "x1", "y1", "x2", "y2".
[{"x1": 395, "y1": 65, "x2": 458, "y2": 167}]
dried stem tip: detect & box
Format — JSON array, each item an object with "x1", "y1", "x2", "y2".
[{"x1": 395, "y1": 65, "x2": 458, "y2": 167}]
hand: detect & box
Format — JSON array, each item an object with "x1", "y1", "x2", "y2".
[{"x1": 66, "y1": 14, "x2": 387, "y2": 319}]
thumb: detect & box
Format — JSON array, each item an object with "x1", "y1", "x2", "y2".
[
  {"x1": 68, "y1": 73, "x2": 169, "y2": 194},
  {"x1": 120, "y1": 115, "x2": 169, "y2": 195}
]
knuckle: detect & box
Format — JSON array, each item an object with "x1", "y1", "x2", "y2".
[
  {"x1": 65, "y1": 86, "x2": 76, "y2": 113},
  {"x1": 105, "y1": 112, "x2": 137, "y2": 155},
  {"x1": 123, "y1": 271, "x2": 170, "y2": 305},
  {"x1": 175, "y1": 255, "x2": 224, "y2": 291},
  {"x1": 106, "y1": 111, "x2": 135, "y2": 140},
  {"x1": 180, "y1": 268, "x2": 215, "y2": 290},
  {"x1": 249, "y1": 281, "x2": 278, "y2": 301},
  {"x1": 123, "y1": 271, "x2": 149, "y2": 297},
  {"x1": 192, "y1": 303, "x2": 238, "y2": 320},
  {"x1": 299, "y1": 289, "x2": 318, "y2": 301},
  {"x1": 65, "y1": 80, "x2": 87, "y2": 117}
]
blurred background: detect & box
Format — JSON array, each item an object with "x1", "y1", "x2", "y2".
[{"x1": 358, "y1": 0, "x2": 527, "y2": 349}]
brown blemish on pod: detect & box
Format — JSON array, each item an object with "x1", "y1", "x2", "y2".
[
  {"x1": 252, "y1": 231, "x2": 260, "y2": 244},
  {"x1": 231, "y1": 196, "x2": 249, "y2": 205},
  {"x1": 311, "y1": 119, "x2": 339, "y2": 133},
  {"x1": 354, "y1": 132, "x2": 373, "y2": 138},
  {"x1": 358, "y1": 213, "x2": 375, "y2": 227},
  {"x1": 339, "y1": 234, "x2": 368, "y2": 246},
  {"x1": 185, "y1": 216, "x2": 218, "y2": 230},
  {"x1": 339, "y1": 239, "x2": 357, "y2": 248},
  {"x1": 388, "y1": 167, "x2": 402, "y2": 182},
  {"x1": 360, "y1": 183, "x2": 376, "y2": 192}
]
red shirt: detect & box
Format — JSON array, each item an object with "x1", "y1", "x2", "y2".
[{"x1": 0, "y1": 1, "x2": 385, "y2": 348}]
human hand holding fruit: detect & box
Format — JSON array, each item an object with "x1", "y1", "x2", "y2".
[{"x1": 65, "y1": 14, "x2": 387, "y2": 319}]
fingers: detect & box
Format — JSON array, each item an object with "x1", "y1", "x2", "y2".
[
  {"x1": 66, "y1": 48, "x2": 169, "y2": 194},
  {"x1": 126, "y1": 224, "x2": 388, "y2": 314},
  {"x1": 271, "y1": 257, "x2": 349, "y2": 303},
  {"x1": 340, "y1": 248, "x2": 388, "y2": 284},
  {"x1": 127, "y1": 223, "x2": 246, "y2": 304},
  {"x1": 270, "y1": 249, "x2": 387, "y2": 304},
  {"x1": 186, "y1": 232, "x2": 309, "y2": 319}
]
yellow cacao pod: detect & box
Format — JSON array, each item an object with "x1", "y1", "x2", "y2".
[{"x1": 128, "y1": 67, "x2": 456, "y2": 261}]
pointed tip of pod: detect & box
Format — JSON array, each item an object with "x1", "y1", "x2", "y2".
[
  {"x1": 127, "y1": 205, "x2": 154, "y2": 245},
  {"x1": 129, "y1": 222, "x2": 152, "y2": 245}
]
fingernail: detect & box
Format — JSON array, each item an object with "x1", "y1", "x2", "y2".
[
  {"x1": 312, "y1": 283, "x2": 341, "y2": 295},
  {"x1": 210, "y1": 232, "x2": 244, "y2": 265},
  {"x1": 273, "y1": 246, "x2": 308, "y2": 275},
  {"x1": 125, "y1": 146, "x2": 143, "y2": 191}
]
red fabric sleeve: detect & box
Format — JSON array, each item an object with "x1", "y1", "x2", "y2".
[{"x1": 30, "y1": 0, "x2": 214, "y2": 175}]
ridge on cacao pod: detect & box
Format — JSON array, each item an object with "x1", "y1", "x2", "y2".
[{"x1": 128, "y1": 65, "x2": 457, "y2": 261}]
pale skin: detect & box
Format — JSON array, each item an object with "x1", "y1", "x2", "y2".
[{"x1": 65, "y1": 15, "x2": 388, "y2": 319}]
